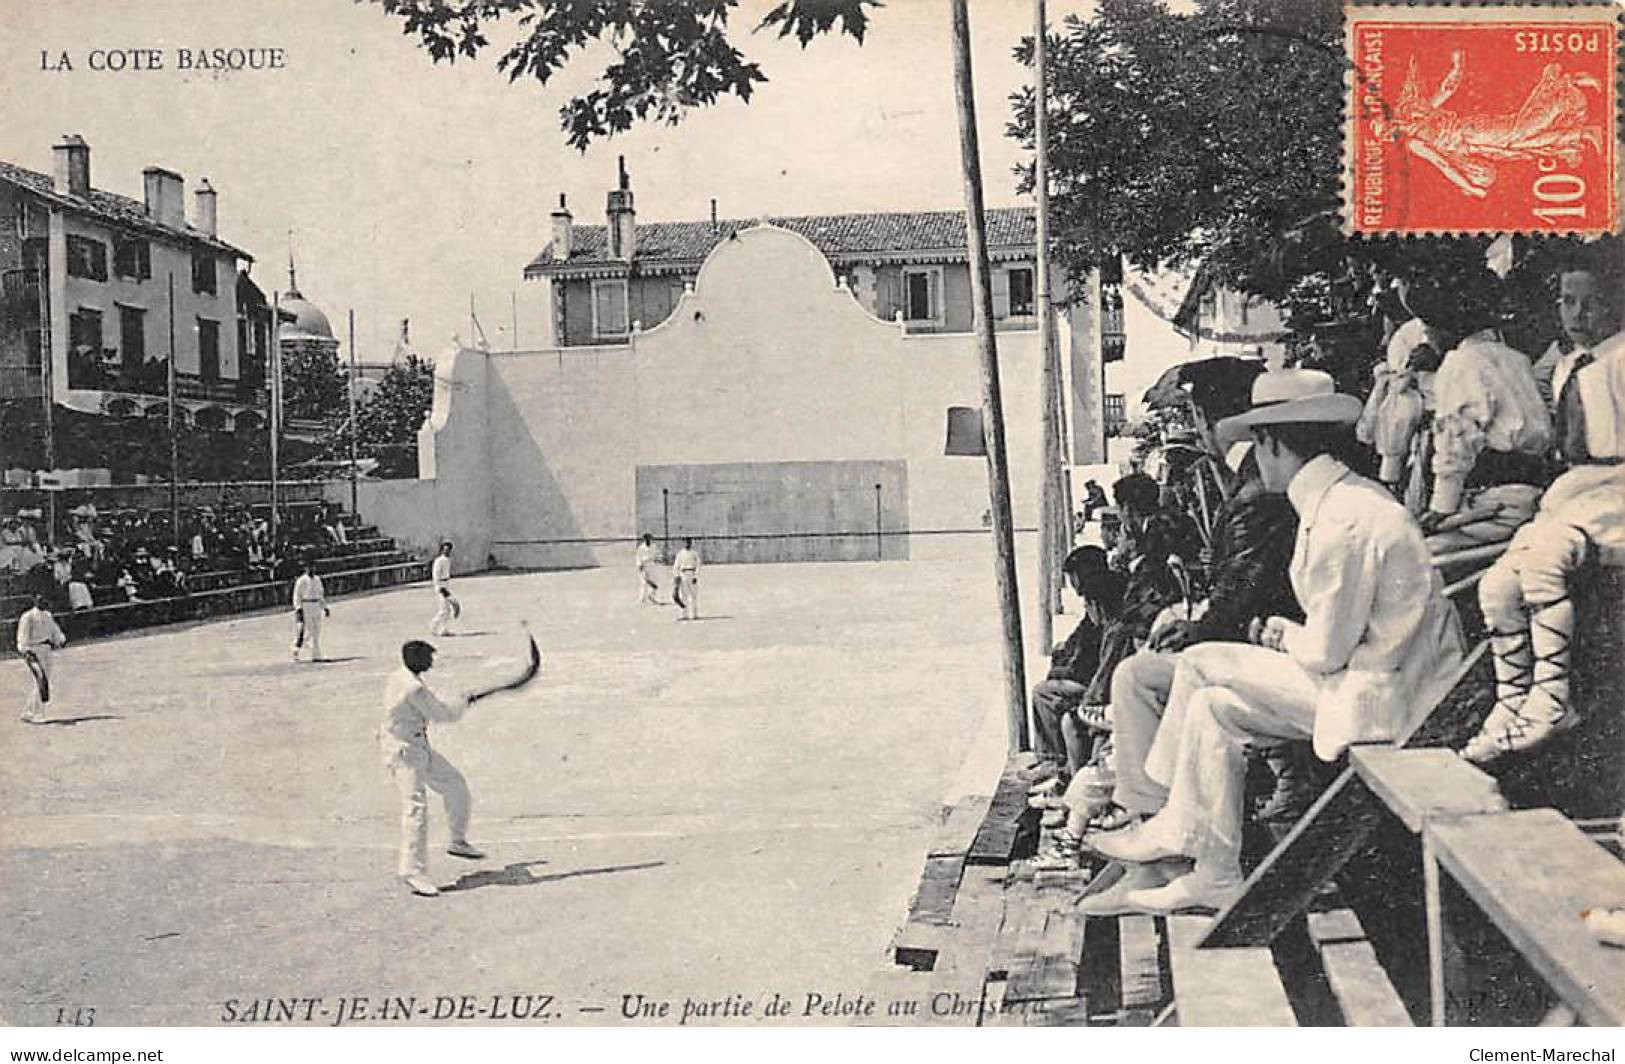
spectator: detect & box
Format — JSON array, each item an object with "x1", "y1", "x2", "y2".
[{"x1": 1030, "y1": 547, "x2": 1125, "y2": 783}]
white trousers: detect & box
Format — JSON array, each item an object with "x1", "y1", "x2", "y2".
[
  {"x1": 638, "y1": 564, "x2": 660, "y2": 603},
  {"x1": 430, "y1": 588, "x2": 457, "y2": 635},
  {"x1": 389, "y1": 746, "x2": 472, "y2": 878},
  {"x1": 1109, "y1": 649, "x2": 1177, "y2": 816},
  {"x1": 677, "y1": 573, "x2": 699, "y2": 619},
  {"x1": 21, "y1": 645, "x2": 52, "y2": 717},
  {"x1": 1139, "y1": 642, "x2": 1318, "y2": 877},
  {"x1": 294, "y1": 603, "x2": 323, "y2": 661}
]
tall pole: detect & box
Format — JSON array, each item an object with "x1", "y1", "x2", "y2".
[
  {"x1": 1034, "y1": 0, "x2": 1064, "y2": 651},
  {"x1": 952, "y1": 0, "x2": 1029, "y2": 754},
  {"x1": 270, "y1": 292, "x2": 281, "y2": 545},
  {"x1": 347, "y1": 308, "x2": 359, "y2": 515},
  {"x1": 167, "y1": 272, "x2": 180, "y2": 553},
  {"x1": 35, "y1": 246, "x2": 56, "y2": 549}
]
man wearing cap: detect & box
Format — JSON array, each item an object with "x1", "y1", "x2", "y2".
[
  {"x1": 1090, "y1": 369, "x2": 1466, "y2": 913},
  {"x1": 291, "y1": 554, "x2": 329, "y2": 663},
  {"x1": 379, "y1": 639, "x2": 486, "y2": 897}
]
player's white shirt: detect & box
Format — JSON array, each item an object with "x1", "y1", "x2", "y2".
[
  {"x1": 16, "y1": 607, "x2": 65, "y2": 651},
  {"x1": 674, "y1": 548, "x2": 700, "y2": 574},
  {"x1": 431, "y1": 555, "x2": 452, "y2": 589},
  {"x1": 292, "y1": 572, "x2": 326, "y2": 608},
  {"x1": 635, "y1": 543, "x2": 655, "y2": 568}
]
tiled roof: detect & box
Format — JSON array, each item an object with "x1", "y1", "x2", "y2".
[
  {"x1": 0, "y1": 159, "x2": 251, "y2": 258},
  {"x1": 525, "y1": 207, "x2": 1035, "y2": 274}
]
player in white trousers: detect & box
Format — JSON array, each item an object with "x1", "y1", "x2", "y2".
[
  {"x1": 291, "y1": 556, "x2": 329, "y2": 662},
  {"x1": 16, "y1": 595, "x2": 66, "y2": 724},
  {"x1": 429, "y1": 541, "x2": 458, "y2": 636},
  {"x1": 673, "y1": 538, "x2": 701, "y2": 621},
  {"x1": 636, "y1": 534, "x2": 662, "y2": 604},
  {"x1": 379, "y1": 639, "x2": 485, "y2": 897}
]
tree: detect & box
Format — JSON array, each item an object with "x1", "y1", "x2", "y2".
[
  {"x1": 355, "y1": 354, "x2": 436, "y2": 478},
  {"x1": 280, "y1": 343, "x2": 348, "y2": 422},
  {"x1": 369, "y1": 0, "x2": 880, "y2": 150}
]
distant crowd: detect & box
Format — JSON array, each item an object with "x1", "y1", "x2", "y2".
[{"x1": 1, "y1": 500, "x2": 354, "y2": 613}]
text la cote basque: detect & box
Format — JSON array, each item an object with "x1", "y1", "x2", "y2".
[{"x1": 40, "y1": 47, "x2": 285, "y2": 72}]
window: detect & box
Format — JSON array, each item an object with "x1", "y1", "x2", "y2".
[
  {"x1": 902, "y1": 266, "x2": 942, "y2": 324},
  {"x1": 119, "y1": 305, "x2": 146, "y2": 369},
  {"x1": 591, "y1": 278, "x2": 628, "y2": 338},
  {"x1": 66, "y1": 235, "x2": 108, "y2": 281},
  {"x1": 1007, "y1": 267, "x2": 1035, "y2": 317},
  {"x1": 191, "y1": 248, "x2": 216, "y2": 295},
  {"x1": 198, "y1": 318, "x2": 220, "y2": 381},
  {"x1": 13, "y1": 200, "x2": 28, "y2": 240},
  {"x1": 67, "y1": 308, "x2": 105, "y2": 388},
  {"x1": 1105, "y1": 393, "x2": 1127, "y2": 436},
  {"x1": 114, "y1": 237, "x2": 151, "y2": 281}
]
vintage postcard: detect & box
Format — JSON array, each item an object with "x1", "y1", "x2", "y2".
[{"x1": 2, "y1": 0, "x2": 1624, "y2": 1049}]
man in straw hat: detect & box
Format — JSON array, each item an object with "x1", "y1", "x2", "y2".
[{"x1": 1087, "y1": 369, "x2": 1466, "y2": 913}]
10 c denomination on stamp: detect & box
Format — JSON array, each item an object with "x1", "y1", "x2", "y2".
[{"x1": 1345, "y1": 3, "x2": 1620, "y2": 236}]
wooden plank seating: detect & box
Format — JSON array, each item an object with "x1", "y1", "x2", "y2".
[
  {"x1": 968, "y1": 754, "x2": 1041, "y2": 867},
  {"x1": 1304, "y1": 906, "x2": 1414, "y2": 1026},
  {"x1": 1426, "y1": 808, "x2": 1625, "y2": 1027},
  {"x1": 1200, "y1": 640, "x2": 1489, "y2": 949},
  {"x1": 1166, "y1": 915, "x2": 1297, "y2": 1027}
]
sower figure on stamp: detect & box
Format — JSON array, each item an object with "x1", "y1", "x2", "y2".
[
  {"x1": 290, "y1": 553, "x2": 329, "y2": 663},
  {"x1": 429, "y1": 541, "x2": 460, "y2": 636},
  {"x1": 16, "y1": 594, "x2": 66, "y2": 725}
]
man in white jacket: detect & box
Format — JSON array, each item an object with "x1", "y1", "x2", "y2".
[
  {"x1": 16, "y1": 595, "x2": 66, "y2": 724},
  {"x1": 291, "y1": 554, "x2": 329, "y2": 662},
  {"x1": 1090, "y1": 371, "x2": 1466, "y2": 913},
  {"x1": 429, "y1": 541, "x2": 458, "y2": 636}
]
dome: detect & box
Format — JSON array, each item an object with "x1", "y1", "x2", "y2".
[
  {"x1": 279, "y1": 256, "x2": 334, "y2": 339},
  {"x1": 280, "y1": 290, "x2": 333, "y2": 339}
]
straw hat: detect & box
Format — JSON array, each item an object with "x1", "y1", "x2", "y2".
[{"x1": 1216, "y1": 368, "x2": 1363, "y2": 441}]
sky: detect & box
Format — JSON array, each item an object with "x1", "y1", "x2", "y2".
[{"x1": 4, "y1": 0, "x2": 1091, "y2": 361}]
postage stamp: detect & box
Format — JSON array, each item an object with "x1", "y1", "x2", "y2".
[{"x1": 1345, "y1": 3, "x2": 1621, "y2": 235}]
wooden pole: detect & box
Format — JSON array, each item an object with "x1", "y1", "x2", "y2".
[
  {"x1": 1034, "y1": 0, "x2": 1064, "y2": 647},
  {"x1": 34, "y1": 246, "x2": 56, "y2": 549},
  {"x1": 347, "y1": 308, "x2": 359, "y2": 515},
  {"x1": 951, "y1": 0, "x2": 1029, "y2": 754},
  {"x1": 269, "y1": 292, "x2": 281, "y2": 545},
  {"x1": 167, "y1": 272, "x2": 179, "y2": 552}
]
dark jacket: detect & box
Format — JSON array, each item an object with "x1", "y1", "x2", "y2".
[
  {"x1": 1190, "y1": 476, "x2": 1302, "y2": 642},
  {"x1": 1047, "y1": 615, "x2": 1103, "y2": 685}
]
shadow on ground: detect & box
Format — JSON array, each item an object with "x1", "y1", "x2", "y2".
[{"x1": 443, "y1": 859, "x2": 667, "y2": 893}]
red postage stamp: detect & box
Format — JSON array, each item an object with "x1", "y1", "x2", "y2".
[{"x1": 1345, "y1": 4, "x2": 1620, "y2": 235}]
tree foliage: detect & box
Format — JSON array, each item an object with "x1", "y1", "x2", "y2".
[
  {"x1": 368, "y1": 0, "x2": 880, "y2": 150},
  {"x1": 280, "y1": 344, "x2": 348, "y2": 423},
  {"x1": 355, "y1": 354, "x2": 436, "y2": 478}
]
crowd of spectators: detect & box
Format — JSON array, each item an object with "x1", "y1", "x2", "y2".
[
  {"x1": 1, "y1": 500, "x2": 355, "y2": 615},
  {"x1": 1024, "y1": 246, "x2": 1624, "y2": 914}
]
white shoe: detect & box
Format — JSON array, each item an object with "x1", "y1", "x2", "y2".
[
  {"x1": 446, "y1": 840, "x2": 485, "y2": 860},
  {"x1": 402, "y1": 874, "x2": 440, "y2": 897},
  {"x1": 1119, "y1": 868, "x2": 1243, "y2": 914},
  {"x1": 20, "y1": 711, "x2": 43, "y2": 724},
  {"x1": 1086, "y1": 822, "x2": 1184, "y2": 864}
]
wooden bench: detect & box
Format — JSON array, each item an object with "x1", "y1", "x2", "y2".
[{"x1": 1166, "y1": 916, "x2": 1296, "y2": 1026}]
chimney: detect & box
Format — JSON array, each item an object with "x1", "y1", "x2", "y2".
[
  {"x1": 52, "y1": 134, "x2": 91, "y2": 197},
  {"x1": 551, "y1": 193, "x2": 573, "y2": 260},
  {"x1": 193, "y1": 178, "x2": 217, "y2": 237},
  {"x1": 142, "y1": 167, "x2": 186, "y2": 228},
  {"x1": 605, "y1": 156, "x2": 635, "y2": 261}
]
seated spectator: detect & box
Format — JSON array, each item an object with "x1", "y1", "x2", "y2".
[
  {"x1": 1533, "y1": 253, "x2": 1620, "y2": 459},
  {"x1": 67, "y1": 573, "x2": 93, "y2": 611},
  {"x1": 1030, "y1": 547, "x2": 1125, "y2": 783},
  {"x1": 1089, "y1": 370, "x2": 1466, "y2": 914},
  {"x1": 1406, "y1": 272, "x2": 1552, "y2": 555},
  {"x1": 1464, "y1": 326, "x2": 1625, "y2": 763}
]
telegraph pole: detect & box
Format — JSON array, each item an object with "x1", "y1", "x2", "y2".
[
  {"x1": 167, "y1": 272, "x2": 179, "y2": 552},
  {"x1": 951, "y1": 0, "x2": 1029, "y2": 753},
  {"x1": 1034, "y1": 0, "x2": 1066, "y2": 652},
  {"x1": 347, "y1": 308, "x2": 359, "y2": 515}
]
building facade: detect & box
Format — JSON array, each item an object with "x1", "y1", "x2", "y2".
[
  {"x1": 0, "y1": 136, "x2": 268, "y2": 443},
  {"x1": 524, "y1": 162, "x2": 1045, "y2": 347}
]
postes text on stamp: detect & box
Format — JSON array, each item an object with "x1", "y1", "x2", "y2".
[{"x1": 1345, "y1": 4, "x2": 1620, "y2": 236}]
